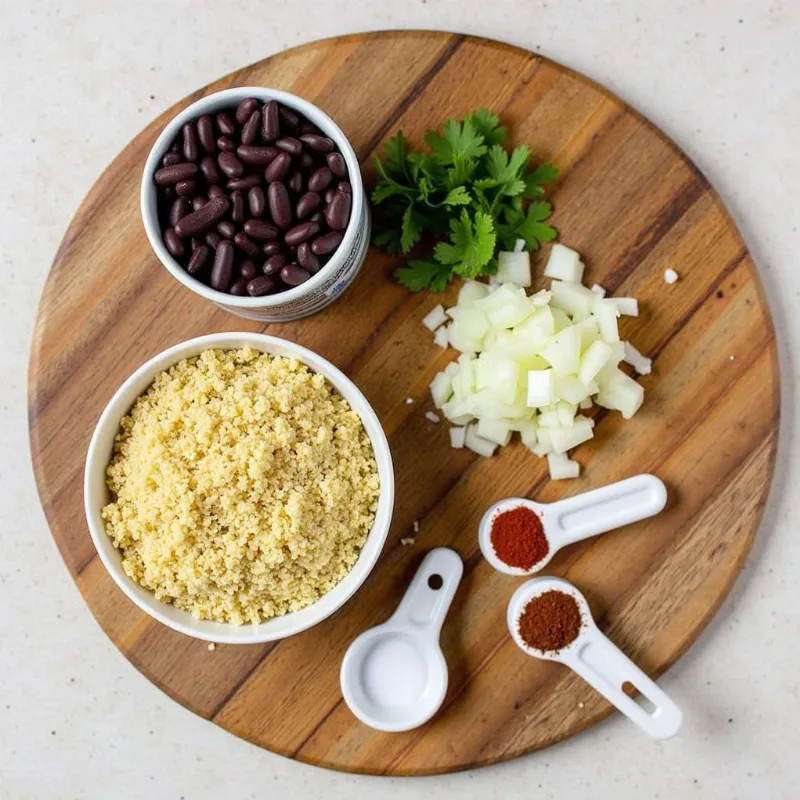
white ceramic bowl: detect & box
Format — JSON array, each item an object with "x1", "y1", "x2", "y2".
[
  {"x1": 84, "y1": 333, "x2": 394, "y2": 644},
  {"x1": 141, "y1": 87, "x2": 370, "y2": 322}
]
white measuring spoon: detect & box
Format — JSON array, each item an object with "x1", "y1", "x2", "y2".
[
  {"x1": 340, "y1": 548, "x2": 463, "y2": 732},
  {"x1": 479, "y1": 474, "x2": 667, "y2": 575},
  {"x1": 508, "y1": 576, "x2": 682, "y2": 739}
]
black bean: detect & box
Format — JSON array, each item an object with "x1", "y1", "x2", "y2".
[
  {"x1": 247, "y1": 276, "x2": 277, "y2": 296},
  {"x1": 300, "y1": 152, "x2": 315, "y2": 170},
  {"x1": 280, "y1": 265, "x2": 311, "y2": 286},
  {"x1": 268, "y1": 182, "x2": 292, "y2": 229},
  {"x1": 262, "y1": 253, "x2": 285, "y2": 276},
  {"x1": 205, "y1": 231, "x2": 222, "y2": 249},
  {"x1": 197, "y1": 115, "x2": 216, "y2": 153},
  {"x1": 174, "y1": 196, "x2": 230, "y2": 237},
  {"x1": 235, "y1": 97, "x2": 259, "y2": 124},
  {"x1": 169, "y1": 141, "x2": 180, "y2": 153},
  {"x1": 326, "y1": 152, "x2": 347, "y2": 177},
  {"x1": 207, "y1": 184, "x2": 225, "y2": 200},
  {"x1": 311, "y1": 231, "x2": 343, "y2": 255},
  {"x1": 217, "y1": 136, "x2": 236, "y2": 152},
  {"x1": 154, "y1": 162, "x2": 197, "y2": 185},
  {"x1": 227, "y1": 174, "x2": 261, "y2": 191},
  {"x1": 217, "y1": 220, "x2": 236, "y2": 239},
  {"x1": 244, "y1": 219, "x2": 280, "y2": 240},
  {"x1": 325, "y1": 191, "x2": 351, "y2": 230},
  {"x1": 262, "y1": 100, "x2": 280, "y2": 142},
  {"x1": 200, "y1": 155, "x2": 222, "y2": 184},
  {"x1": 337, "y1": 180, "x2": 352, "y2": 194},
  {"x1": 192, "y1": 196, "x2": 208, "y2": 212},
  {"x1": 169, "y1": 197, "x2": 189, "y2": 227},
  {"x1": 279, "y1": 105, "x2": 300, "y2": 129},
  {"x1": 210, "y1": 240, "x2": 235, "y2": 290},
  {"x1": 248, "y1": 186, "x2": 266, "y2": 217},
  {"x1": 183, "y1": 122, "x2": 199, "y2": 162},
  {"x1": 164, "y1": 228, "x2": 184, "y2": 257},
  {"x1": 275, "y1": 137, "x2": 302, "y2": 156},
  {"x1": 229, "y1": 277, "x2": 249, "y2": 296},
  {"x1": 262, "y1": 241, "x2": 282, "y2": 257},
  {"x1": 284, "y1": 221, "x2": 320, "y2": 246},
  {"x1": 297, "y1": 241, "x2": 321, "y2": 273},
  {"x1": 287, "y1": 170, "x2": 304, "y2": 195},
  {"x1": 239, "y1": 259, "x2": 258, "y2": 280},
  {"x1": 230, "y1": 190, "x2": 245, "y2": 223},
  {"x1": 300, "y1": 134, "x2": 334, "y2": 153},
  {"x1": 264, "y1": 152, "x2": 292, "y2": 182},
  {"x1": 218, "y1": 152, "x2": 244, "y2": 178},
  {"x1": 190, "y1": 236, "x2": 202, "y2": 251},
  {"x1": 162, "y1": 152, "x2": 182, "y2": 168},
  {"x1": 216, "y1": 112, "x2": 236, "y2": 135},
  {"x1": 162, "y1": 186, "x2": 177, "y2": 201},
  {"x1": 241, "y1": 110, "x2": 261, "y2": 145},
  {"x1": 175, "y1": 179, "x2": 197, "y2": 198},
  {"x1": 308, "y1": 210, "x2": 325, "y2": 224},
  {"x1": 187, "y1": 244, "x2": 212, "y2": 275},
  {"x1": 237, "y1": 145, "x2": 279, "y2": 165},
  {"x1": 233, "y1": 232, "x2": 260, "y2": 257},
  {"x1": 324, "y1": 187, "x2": 336, "y2": 204},
  {"x1": 296, "y1": 191, "x2": 321, "y2": 220},
  {"x1": 299, "y1": 121, "x2": 320, "y2": 135},
  {"x1": 307, "y1": 166, "x2": 333, "y2": 192}
]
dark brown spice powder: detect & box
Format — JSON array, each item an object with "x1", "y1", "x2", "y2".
[{"x1": 518, "y1": 590, "x2": 582, "y2": 651}]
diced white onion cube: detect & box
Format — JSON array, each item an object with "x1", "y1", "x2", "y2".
[
  {"x1": 434, "y1": 326, "x2": 449, "y2": 348},
  {"x1": 578, "y1": 340, "x2": 614, "y2": 386},
  {"x1": 465, "y1": 425, "x2": 498, "y2": 457},
  {"x1": 544, "y1": 244, "x2": 584, "y2": 283},
  {"x1": 422, "y1": 304, "x2": 448, "y2": 331},
  {"x1": 547, "y1": 452, "x2": 580, "y2": 480},
  {"x1": 613, "y1": 297, "x2": 639, "y2": 316},
  {"x1": 526, "y1": 369, "x2": 554, "y2": 407},
  {"x1": 496, "y1": 251, "x2": 532, "y2": 286},
  {"x1": 477, "y1": 417, "x2": 513, "y2": 446},
  {"x1": 449, "y1": 426, "x2": 466, "y2": 449},
  {"x1": 590, "y1": 283, "x2": 607, "y2": 297},
  {"x1": 664, "y1": 268, "x2": 679, "y2": 284},
  {"x1": 425, "y1": 411, "x2": 440, "y2": 424},
  {"x1": 429, "y1": 372, "x2": 453, "y2": 408}
]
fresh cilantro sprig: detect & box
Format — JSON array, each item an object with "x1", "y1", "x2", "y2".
[{"x1": 371, "y1": 109, "x2": 558, "y2": 292}]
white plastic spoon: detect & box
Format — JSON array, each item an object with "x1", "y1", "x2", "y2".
[
  {"x1": 340, "y1": 548, "x2": 463, "y2": 732},
  {"x1": 479, "y1": 474, "x2": 667, "y2": 575},
  {"x1": 508, "y1": 576, "x2": 683, "y2": 739}
]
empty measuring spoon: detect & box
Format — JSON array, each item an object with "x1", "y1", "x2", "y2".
[
  {"x1": 340, "y1": 548, "x2": 463, "y2": 732},
  {"x1": 479, "y1": 474, "x2": 667, "y2": 575},
  {"x1": 508, "y1": 576, "x2": 682, "y2": 739}
]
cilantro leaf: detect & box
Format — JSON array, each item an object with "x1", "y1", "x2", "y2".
[
  {"x1": 522, "y1": 161, "x2": 559, "y2": 198},
  {"x1": 468, "y1": 108, "x2": 507, "y2": 145},
  {"x1": 515, "y1": 201, "x2": 558, "y2": 250},
  {"x1": 400, "y1": 204, "x2": 422, "y2": 253},
  {"x1": 372, "y1": 155, "x2": 414, "y2": 204},
  {"x1": 425, "y1": 117, "x2": 487, "y2": 165},
  {"x1": 395, "y1": 260, "x2": 452, "y2": 292},
  {"x1": 433, "y1": 210, "x2": 496, "y2": 278},
  {"x1": 373, "y1": 226, "x2": 404, "y2": 255},
  {"x1": 383, "y1": 132, "x2": 408, "y2": 177},
  {"x1": 474, "y1": 144, "x2": 531, "y2": 193},
  {"x1": 443, "y1": 186, "x2": 471, "y2": 206}
]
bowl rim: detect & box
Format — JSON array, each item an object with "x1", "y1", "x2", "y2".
[
  {"x1": 83, "y1": 332, "x2": 394, "y2": 644},
  {"x1": 140, "y1": 87, "x2": 364, "y2": 308}
]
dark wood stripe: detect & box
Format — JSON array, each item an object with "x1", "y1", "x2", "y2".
[{"x1": 356, "y1": 34, "x2": 466, "y2": 161}]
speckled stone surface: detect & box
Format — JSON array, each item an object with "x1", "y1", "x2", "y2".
[{"x1": 2, "y1": 2, "x2": 798, "y2": 798}]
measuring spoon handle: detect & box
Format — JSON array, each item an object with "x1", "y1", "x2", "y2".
[
  {"x1": 543, "y1": 474, "x2": 667, "y2": 548},
  {"x1": 390, "y1": 548, "x2": 463, "y2": 639},
  {"x1": 564, "y1": 630, "x2": 683, "y2": 739}
]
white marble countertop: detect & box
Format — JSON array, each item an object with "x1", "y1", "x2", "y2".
[{"x1": 2, "y1": 1, "x2": 798, "y2": 797}]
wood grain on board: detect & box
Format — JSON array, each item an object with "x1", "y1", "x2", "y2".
[{"x1": 29, "y1": 32, "x2": 779, "y2": 775}]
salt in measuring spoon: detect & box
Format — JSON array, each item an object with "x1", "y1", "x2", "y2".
[
  {"x1": 340, "y1": 548, "x2": 463, "y2": 732},
  {"x1": 479, "y1": 474, "x2": 667, "y2": 575},
  {"x1": 508, "y1": 576, "x2": 683, "y2": 739}
]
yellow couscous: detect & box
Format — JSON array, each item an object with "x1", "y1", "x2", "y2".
[{"x1": 101, "y1": 347, "x2": 379, "y2": 625}]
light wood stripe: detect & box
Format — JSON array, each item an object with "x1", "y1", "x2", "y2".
[{"x1": 29, "y1": 33, "x2": 778, "y2": 775}]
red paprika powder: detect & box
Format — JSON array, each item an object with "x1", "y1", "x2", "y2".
[
  {"x1": 490, "y1": 506, "x2": 549, "y2": 570},
  {"x1": 518, "y1": 590, "x2": 582, "y2": 651}
]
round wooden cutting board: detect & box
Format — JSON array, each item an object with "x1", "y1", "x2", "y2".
[{"x1": 29, "y1": 32, "x2": 779, "y2": 775}]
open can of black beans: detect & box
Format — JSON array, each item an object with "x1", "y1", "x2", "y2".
[{"x1": 141, "y1": 87, "x2": 369, "y2": 322}]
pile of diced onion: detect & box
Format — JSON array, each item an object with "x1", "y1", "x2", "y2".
[{"x1": 423, "y1": 243, "x2": 651, "y2": 480}]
